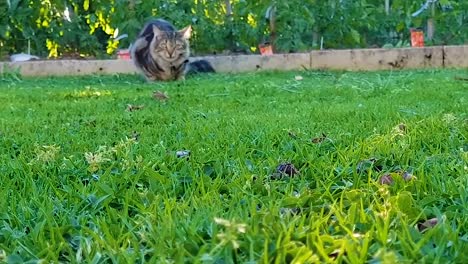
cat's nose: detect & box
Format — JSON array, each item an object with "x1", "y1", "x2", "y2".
[{"x1": 168, "y1": 50, "x2": 174, "y2": 58}]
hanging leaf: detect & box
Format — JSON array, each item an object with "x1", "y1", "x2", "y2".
[
  {"x1": 83, "y1": 0, "x2": 90, "y2": 11},
  {"x1": 350, "y1": 29, "x2": 360, "y2": 44}
]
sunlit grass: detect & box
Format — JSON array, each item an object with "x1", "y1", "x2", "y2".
[{"x1": 0, "y1": 69, "x2": 467, "y2": 263}]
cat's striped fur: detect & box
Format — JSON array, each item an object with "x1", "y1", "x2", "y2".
[{"x1": 131, "y1": 19, "x2": 214, "y2": 81}]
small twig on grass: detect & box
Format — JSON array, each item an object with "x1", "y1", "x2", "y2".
[
  {"x1": 454, "y1": 76, "x2": 468, "y2": 81},
  {"x1": 153, "y1": 90, "x2": 169, "y2": 101},
  {"x1": 206, "y1": 93, "x2": 229, "y2": 97},
  {"x1": 279, "y1": 87, "x2": 302, "y2": 93},
  {"x1": 126, "y1": 104, "x2": 145, "y2": 112}
]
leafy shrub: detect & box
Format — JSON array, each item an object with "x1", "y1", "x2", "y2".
[{"x1": 0, "y1": 0, "x2": 466, "y2": 58}]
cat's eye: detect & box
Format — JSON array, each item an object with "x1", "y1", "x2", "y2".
[
  {"x1": 159, "y1": 42, "x2": 167, "y2": 48},
  {"x1": 176, "y1": 43, "x2": 184, "y2": 49}
]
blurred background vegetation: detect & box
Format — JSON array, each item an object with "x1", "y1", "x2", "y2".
[{"x1": 0, "y1": 0, "x2": 466, "y2": 59}]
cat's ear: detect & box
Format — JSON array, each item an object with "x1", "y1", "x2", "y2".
[
  {"x1": 152, "y1": 25, "x2": 163, "y2": 37},
  {"x1": 178, "y1": 25, "x2": 192, "y2": 40}
]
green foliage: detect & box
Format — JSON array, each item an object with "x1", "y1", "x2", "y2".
[
  {"x1": 0, "y1": 0, "x2": 467, "y2": 57},
  {"x1": 430, "y1": 0, "x2": 468, "y2": 45}
]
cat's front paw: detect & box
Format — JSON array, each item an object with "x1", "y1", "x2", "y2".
[{"x1": 146, "y1": 76, "x2": 157, "y2": 82}]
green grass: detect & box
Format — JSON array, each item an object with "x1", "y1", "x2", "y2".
[{"x1": 0, "y1": 69, "x2": 467, "y2": 263}]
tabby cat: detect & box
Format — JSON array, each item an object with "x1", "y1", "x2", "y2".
[{"x1": 131, "y1": 19, "x2": 214, "y2": 81}]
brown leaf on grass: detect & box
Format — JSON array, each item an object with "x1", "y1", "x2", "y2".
[
  {"x1": 391, "y1": 123, "x2": 407, "y2": 135},
  {"x1": 398, "y1": 123, "x2": 407, "y2": 133},
  {"x1": 126, "y1": 104, "x2": 145, "y2": 112},
  {"x1": 312, "y1": 133, "x2": 327, "y2": 144},
  {"x1": 379, "y1": 173, "x2": 394, "y2": 185},
  {"x1": 400, "y1": 171, "x2": 415, "y2": 181},
  {"x1": 392, "y1": 169, "x2": 416, "y2": 181},
  {"x1": 276, "y1": 162, "x2": 299, "y2": 177},
  {"x1": 153, "y1": 90, "x2": 169, "y2": 101},
  {"x1": 417, "y1": 218, "x2": 438, "y2": 232}
]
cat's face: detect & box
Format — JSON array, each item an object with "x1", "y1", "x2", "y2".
[{"x1": 150, "y1": 25, "x2": 191, "y2": 62}]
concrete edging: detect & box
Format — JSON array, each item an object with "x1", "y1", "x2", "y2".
[
  {"x1": 443, "y1": 45, "x2": 468, "y2": 68},
  {"x1": 0, "y1": 45, "x2": 466, "y2": 77}
]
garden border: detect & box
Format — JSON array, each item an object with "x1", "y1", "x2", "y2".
[{"x1": 1, "y1": 45, "x2": 466, "y2": 77}]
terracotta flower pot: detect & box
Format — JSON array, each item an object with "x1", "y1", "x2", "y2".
[
  {"x1": 259, "y1": 43, "x2": 273, "y2": 55},
  {"x1": 410, "y1": 29, "x2": 424, "y2": 47},
  {"x1": 117, "y1": 49, "x2": 131, "y2": 60}
]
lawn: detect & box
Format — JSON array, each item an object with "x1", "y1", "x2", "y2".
[{"x1": 0, "y1": 69, "x2": 467, "y2": 263}]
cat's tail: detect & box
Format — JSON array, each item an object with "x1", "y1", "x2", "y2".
[{"x1": 186, "y1": 59, "x2": 216, "y2": 75}]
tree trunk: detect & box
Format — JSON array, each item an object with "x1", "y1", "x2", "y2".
[
  {"x1": 427, "y1": 1, "x2": 436, "y2": 41},
  {"x1": 269, "y1": 6, "x2": 276, "y2": 52},
  {"x1": 225, "y1": 0, "x2": 232, "y2": 18},
  {"x1": 225, "y1": 0, "x2": 235, "y2": 51}
]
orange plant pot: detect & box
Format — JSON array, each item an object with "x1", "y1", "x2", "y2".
[
  {"x1": 259, "y1": 43, "x2": 273, "y2": 56},
  {"x1": 117, "y1": 49, "x2": 131, "y2": 60},
  {"x1": 410, "y1": 29, "x2": 424, "y2": 47}
]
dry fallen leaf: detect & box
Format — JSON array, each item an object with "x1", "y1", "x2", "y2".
[
  {"x1": 398, "y1": 123, "x2": 407, "y2": 133},
  {"x1": 417, "y1": 218, "x2": 438, "y2": 232},
  {"x1": 276, "y1": 162, "x2": 299, "y2": 177},
  {"x1": 153, "y1": 90, "x2": 169, "y2": 101},
  {"x1": 176, "y1": 150, "x2": 190, "y2": 159},
  {"x1": 379, "y1": 173, "x2": 393, "y2": 185},
  {"x1": 312, "y1": 133, "x2": 327, "y2": 144},
  {"x1": 126, "y1": 104, "x2": 145, "y2": 112},
  {"x1": 401, "y1": 171, "x2": 415, "y2": 181},
  {"x1": 391, "y1": 123, "x2": 407, "y2": 136}
]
